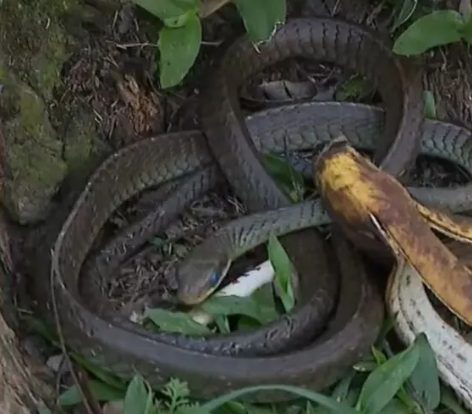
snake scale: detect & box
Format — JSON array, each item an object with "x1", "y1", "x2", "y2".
[{"x1": 26, "y1": 17, "x2": 472, "y2": 400}]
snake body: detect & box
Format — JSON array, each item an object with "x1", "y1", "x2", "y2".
[
  {"x1": 41, "y1": 101, "x2": 472, "y2": 398},
  {"x1": 28, "y1": 18, "x2": 472, "y2": 399}
]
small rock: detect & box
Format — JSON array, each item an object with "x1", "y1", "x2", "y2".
[{"x1": 46, "y1": 354, "x2": 64, "y2": 372}]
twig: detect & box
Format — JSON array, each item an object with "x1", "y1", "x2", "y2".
[{"x1": 49, "y1": 251, "x2": 102, "y2": 414}]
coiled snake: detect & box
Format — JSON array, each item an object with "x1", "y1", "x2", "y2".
[{"x1": 26, "y1": 17, "x2": 472, "y2": 400}]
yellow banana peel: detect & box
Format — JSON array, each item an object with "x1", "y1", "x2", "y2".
[{"x1": 315, "y1": 137, "x2": 472, "y2": 326}]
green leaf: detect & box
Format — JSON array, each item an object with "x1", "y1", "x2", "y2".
[
  {"x1": 145, "y1": 308, "x2": 212, "y2": 335},
  {"x1": 371, "y1": 346, "x2": 388, "y2": 365},
  {"x1": 267, "y1": 235, "x2": 295, "y2": 312},
  {"x1": 22, "y1": 315, "x2": 59, "y2": 345},
  {"x1": 37, "y1": 408, "x2": 53, "y2": 414},
  {"x1": 214, "y1": 315, "x2": 231, "y2": 333},
  {"x1": 423, "y1": 90, "x2": 436, "y2": 119},
  {"x1": 71, "y1": 353, "x2": 127, "y2": 390},
  {"x1": 356, "y1": 338, "x2": 421, "y2": 414},
  {"x1": 391, "y1": 0, "x2": 418, "y2": 32},
  {"x1": 58, "y1": 380, "x2": 124, "y2": 406},
  {"x1": 164, "y1": 9, "x2": 195, "y2": 28},
  {"x1": 439, "y1": 385, "x2": 468, "y2": 414},
  {"x1": 262, "y1": 153, "x2": 305, "y2": 202},
  {"x1": 234, "y1": 0, "x2": 286, "y2": 43},
  {"x1": 132, "y1": 0, "x2": 198, "y2": 20},
  {"x1": 380, "y1": 398, "x2": 410, "y2": 414},
  {"x1": 393, "y1": 10, "x2": 464, "y2": 56},
  {"x1": 331, "y1": 371, "x2": 356, "y2": 402},
  {"x1": 182, "y1": 385, "x2": 358, "y2": 414},
  {"x1": 124, "y1": 375, "x2": 153, "y2": 414},
  {"x1": 158, "y1": 11, "x2": 202, "y2": 88},
  {"x1": 408, "y1": 334, "x2": 440, "y2": 410},
  {"x1": 200, "y1": 290, "x2": 278, "y2": 325},
  {"x1": 460, "y1": 13, "x2": 472, "y2": 44}
]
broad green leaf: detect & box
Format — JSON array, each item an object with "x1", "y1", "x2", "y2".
[
  {"x1": 234, "y1": 0, "x2": 286, "y2": 43},
  {"x1": 158, "y1": 12, "x2": 201, "y2": 88},
  {"x1": 356, "y1": 338, "x2": 421, "y2": 414},
  {"x1": 132, "y1": 0, "x2": 198, "y2": 20},
  {"x1": 145, "y1": 308, "x2": 212, "y2": 335},
  {"x1": 181, "y1": 385, "x2": 358, "y2": 414},
  {"x1": 408, "y1": 334, "x2": 440, "y2": 410},
  {"x1": 164, "y1": 9, "x2": 195, "y2": 28},
  {"x1": 423, "y1": 90, "x2": 436, "y2": 119},
  {"x1": 124, "y1": 375, "x2": 153, "y2": 414},
  {"x1": 391, "y1": 0, "x2": 418, "y2": 32},
  {"x1": 381, "y1": 398, "x2": 410, "y2": 413},
  {"x1": 393, "y1": 10, "x2": 464, "y2": 56},
  {"x1": 461, "y1": 13, "x2": 472, "y2": 44},
  {"x1": 263, "y1": 153, "x2": 305, "y2": 202},
  {"x1": 267, "y1": 235, "x2": 295, "y2": 312},
  {"x1": 37, "y1": 409, "x2": 53, "y2": 414},
  {"x1": 439, "y1": 385, "x2": 468, "y2": 414},
  {"x1": 58, "y1": 380, "x2": 124, "y2": 406},
  {"x1": 200, "y1": 290, "x2": 278, "y2": 325}
]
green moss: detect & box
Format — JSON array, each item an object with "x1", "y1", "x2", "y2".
[
  {"x1": 2, "y1": 81, "x2": 66, "y2": 223},
  {"x1": 62, "y1": 108, "x2": 111, "y2": 178},
  {"x1": 0, "y1": 0, "x2": 76, "y2": 100}
]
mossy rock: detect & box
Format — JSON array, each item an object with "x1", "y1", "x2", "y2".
[
  {"x1": 0, "y1": 0, "x2": 77, "y2": 101},
  {"x1": 0, "y1": 0, "x2": 110, "y2": 223},
  {"x1": 1, "y1": 67, "x2": 66, "y2": 224}
]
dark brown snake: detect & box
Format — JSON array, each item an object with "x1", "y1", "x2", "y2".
[{"x1": 25, "y1": 18, "x2": 472, "y2": 400}]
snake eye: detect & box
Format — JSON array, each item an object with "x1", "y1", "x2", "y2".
[{"x1": 209, "y1": 272, "x2": 221, "y2": 287}]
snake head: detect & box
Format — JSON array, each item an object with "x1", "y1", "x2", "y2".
[{"x1": 175, "y1": 254, "x2": 231, "y2": 306}]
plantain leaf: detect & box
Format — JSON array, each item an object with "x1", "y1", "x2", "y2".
[
  {"x1": 200, "y1": 288, "x2": 278, "y2": 326},
  {"x1": 124, "y1": 375, "x2": 154, "y2": 414},
  {"x1": 158, "y1": 11, "x2": 201, "y2": 88},
  {"x1": 408, "y1": 334, "x2": 440, "y2": 410},
  {"x1": 234, "y1": 0, "x2": 286, "y2": 43},
  {"x1": 393, "y1": 10, "x2": 464, "y2": 56},
  {"x1": 356, "y1": 337, "x2": 421, "y2": 414},
  {"x1": 145, "y1": 308, "x2": 212, "y2": 335}
]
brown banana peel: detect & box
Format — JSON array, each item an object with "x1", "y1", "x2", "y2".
[{"x1": 315, "y1": 137, "x2": 472, "y2": 326}]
